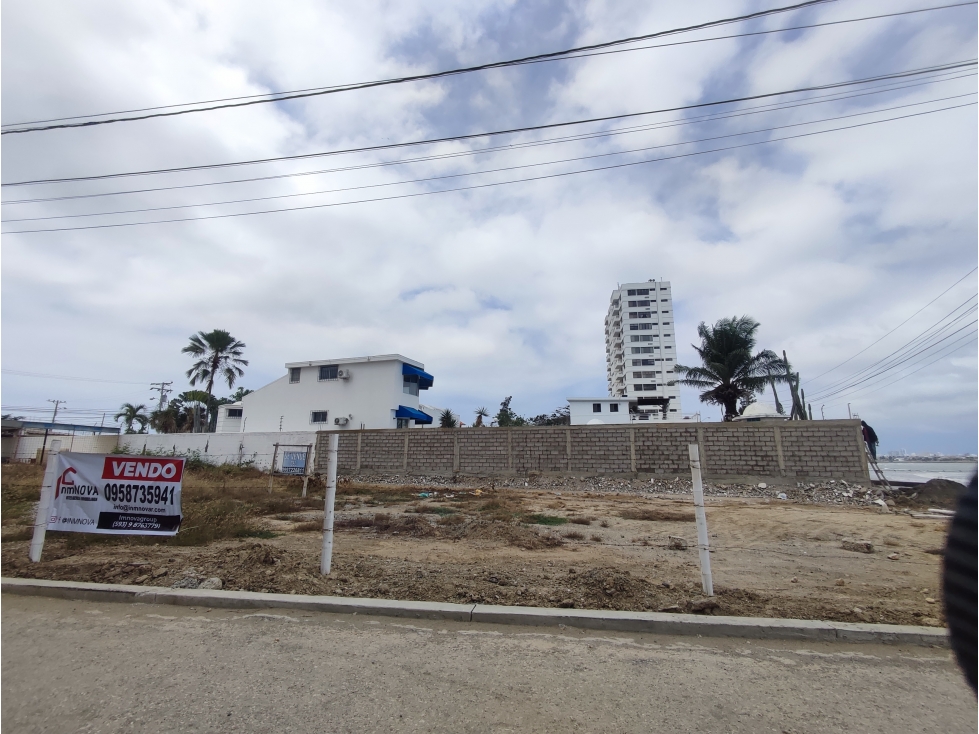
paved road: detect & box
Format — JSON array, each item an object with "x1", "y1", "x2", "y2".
[{"x1": 2, "y1": 594, "x2": 973, "y2": 733}]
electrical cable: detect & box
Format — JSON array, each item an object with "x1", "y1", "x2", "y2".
[
  {"x1": 823, "y1": 332, "x2": 977, "y2": 404},
  {"x1": 810, "y1": 311, "x2": 978, "y2": 401},
  {"x1": 3, "y1": 100, "x2": 973, "y2": 235},
  {"x1": 0, "y1": 369, "x2": 152, "y2": 385},
  {"x1": 4, "y1": 1, "x2": 974, "y2": 135},
  {"x1": 0, "y1": 1, "x2": 842, "y2": 134},
  {"x1": 4, "y1": 59, "x2": 973, "y2": 188},
  {"x1": 808, "y1": 294, "x2": 978, "y2": 396},
  {"x1": 5, "y1": 68, "x2": 973, "y2": 206},
  {"x1": 8, "y1": 93, "x2": 973, "y2": 224},
  {"x1": 809, "y1": 306, "x2": 978, "y2": 400},
  {"x1": 804, "y1": 266, "x2": 979, "y2": 385}
]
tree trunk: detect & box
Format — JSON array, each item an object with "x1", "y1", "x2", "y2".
[{"x1": 770, "y1": 381, "x2": 784, "y2": 414}]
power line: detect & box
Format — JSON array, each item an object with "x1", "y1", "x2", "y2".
[
  {"x1": 5, "y1": 2, "x2": 975, "y2": 136},
  {"x1": 3, "y1": 101, "x2": 973, "y2": 235},
  {"x1": 804, "y1": 266, "x2": 979, "y2": 386},
  {"x1": 6, "y1": 68, "x2": 973, "y2": 207},
  {"x1": 0, "y1": 368, "x2": 152, "y2": 385},
  {"x1": 824, "y1": 332, "x2": 977, "y2": 405},
  {"x1": 7, "y1": 93, "x2": 973, "y2": 224},
  {"x1": 0, "y1": 1, "x2": 840, "y2": 134},
  {"x1": 809, "y1": 294, "x2": 978, "y2": 396},
  {"x1": 810, "y1": 300, "x2": 979, "y2": 399},
  {"x1": 809, "y1": 301, "x2": 979, "y2": 401},
  {"x1": 4, "y1": 59, "x2": 973, "y2": 188}
]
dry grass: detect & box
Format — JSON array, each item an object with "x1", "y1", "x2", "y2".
[
  {"x1": 563, "y1": 530, "x2": 586, "y2": 540},
  {"x1": 590, "y1": 534, "x2": 603, "y2": 542},
  {"x1": 619, "y1": 508, "x2": 694, "y2": 522},
  {"x1": 569, "y1": 517, "x2": 594, "y2": 525}
]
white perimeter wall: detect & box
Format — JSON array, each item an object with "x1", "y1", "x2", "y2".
[
  {"x1": 118, "y1": 431, "x2": 319, "y2": 470},
  {"x1": 239, "y1": 359, "x2": 424, "y2": 433},
  {"x1": 12, "y1": 434, "x2": 119, "y2": 461}
]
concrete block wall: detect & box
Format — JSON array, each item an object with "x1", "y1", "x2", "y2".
[{"x1": 316, "y1": 420, "x2": 869, "y2": 483}]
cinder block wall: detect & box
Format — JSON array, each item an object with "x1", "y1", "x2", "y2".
[{"x1": 315, "y1": 420, "x2": 869, "y2": 483}]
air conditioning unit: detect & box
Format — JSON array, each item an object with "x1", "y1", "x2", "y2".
[
  {"x1": 334, "y1": 416, "x2": 349, "y2": 426},
  {"x1": 337, "y1": 368, "x2": 351, "y2": 380}
]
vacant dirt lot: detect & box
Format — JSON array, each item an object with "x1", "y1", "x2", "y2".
[{"x1": 1, "y1": 464, "x2": 951, "y2": 626}]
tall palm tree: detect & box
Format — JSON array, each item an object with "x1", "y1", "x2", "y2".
[
  {"x1": 473, "y1": 407, "x2": 489, "y2": 427},
  {"x1": 182, "y1": 329, "x2": 248, "y2": 431},
  {"x1": 115, "y1": 403, "x2": 149, "y2": 434},
  {"x1": 672, "y1": 316, "x2": 786, "y2": 420}
]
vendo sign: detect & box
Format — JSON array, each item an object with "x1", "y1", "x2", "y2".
[{"x1": 102, "y1": 457, "x2": 183, "y2": 482}]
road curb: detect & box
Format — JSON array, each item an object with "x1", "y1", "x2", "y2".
[{"x1": 1, "y1": 577, "x2": 948, "y2": 646}]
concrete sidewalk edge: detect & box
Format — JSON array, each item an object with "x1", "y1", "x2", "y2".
[{"x1": 1, "y1": 577, "x2": 948, "y2": 646}]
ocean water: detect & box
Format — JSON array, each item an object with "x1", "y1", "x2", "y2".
[{"x1": 877, "y1": 461, "x2": 977, "y2": 485}]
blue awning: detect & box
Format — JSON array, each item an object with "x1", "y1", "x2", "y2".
[
  {"x1": 395, "y1": 405, "x2": 433, "y2": 424},
  {"x1": 401, "y1": 363, "x2": 434, "y2": 390}
]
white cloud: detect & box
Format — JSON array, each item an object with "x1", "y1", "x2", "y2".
[{"x1": 2, "y1": 0, "x2": 975, "y2": 450}]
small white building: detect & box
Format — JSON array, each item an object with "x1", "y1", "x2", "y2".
[
  {"x1": 214, "y1": 354, "x2": 435, "y2": 433},
  {"x1": 568, "y1": 397, "x2": 631, "y2": 425}
]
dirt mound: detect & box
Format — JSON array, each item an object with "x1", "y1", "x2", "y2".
[{"x1": 895, "y1": 478, "x2": 966, "y2": 509}]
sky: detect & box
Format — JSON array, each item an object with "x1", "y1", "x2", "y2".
[{"x1": 2, "y1": 0, "x2": 977, "y2": 454}]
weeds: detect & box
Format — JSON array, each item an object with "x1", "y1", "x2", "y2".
[
  {"x1": 569, "y1": 517, "x2": 594, "y2": 525},
  {"x1": 525, "y1": 514, "x2": 567, "y2": 526},
  {"x1": 620, "y1": 508, "x2": 694, "y2": 522},
  {"x1": 590, "y1": 534, "x2": 603, "y2": 542},
  {"x1": 563, "y1": 530, "x2": 586, "y2": 540}
]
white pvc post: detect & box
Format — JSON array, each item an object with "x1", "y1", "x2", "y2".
[
  {"x1": 320, "y1": 433, "x2": 339, "y2": 575},
  {"x1": 29, "y1": 439, "x2": 62, "y2": 563},
  {"x1": 688, "y1": 444, "x2": 714, "y2": 596}
]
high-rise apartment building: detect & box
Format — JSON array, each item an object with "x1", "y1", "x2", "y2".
[{"x1": 604, "y1": 280, "x2": 682, "y2": 420}]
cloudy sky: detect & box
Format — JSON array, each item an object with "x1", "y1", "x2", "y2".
[{"x1": 2, "y1": 0, "x2": 976, "y2": 453}]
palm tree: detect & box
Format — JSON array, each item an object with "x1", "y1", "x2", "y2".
[
  {"x1": 115, "y1": 403, "x2": 149, "y2": 434},
  {"x1": 672, "y1": 316, "x2": 786, "y2": 421},
  {"x1": 439, "y1": 409, "x2": 458, "y2": 428},
  {"x1": 178, "y1": 390, "x2": 212, "y2": 433},
  {"x1": 182, "y1": 329, "x2": 248, "y2": 431},
  {"x1": 473, "y1": 407, "x2": 489, "y2": 427}
]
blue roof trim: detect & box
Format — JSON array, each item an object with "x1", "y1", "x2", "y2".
[
  {"x1": 401, "y1": 363, "x2": 434, "y2": 390},
  {"x1": 395, "y1": 405, "x2": 433, "y2": 424}
]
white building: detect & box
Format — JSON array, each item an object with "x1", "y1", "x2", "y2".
[
  {"x1": 214, "y1": 354, "x2": 435, "y2": 433},
  {"x1": 604, "y1": 280, "x2": 682, "y2": 420},
  {"x1": 567, "y1": 397, "x2": 631, "y2": 425}
]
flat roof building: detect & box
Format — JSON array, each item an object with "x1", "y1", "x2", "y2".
[{"x1": 214, "y1": 354, "x2": 436, "y2": 433}]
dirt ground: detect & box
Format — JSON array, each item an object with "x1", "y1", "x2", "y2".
[{"x1": 2, "y1": 463, "x2": 953, "y2": 627}]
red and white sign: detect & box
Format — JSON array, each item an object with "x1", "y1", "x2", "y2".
[{"x1": 47, "y1": 452, "x2": 184, "y2": 536}]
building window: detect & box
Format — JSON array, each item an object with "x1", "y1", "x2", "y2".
[
  {"x1": 629, "y1": 312, "x2": 651, "y2": 319},
  {"x1": 633, "y1": 371, "x2": 642, "y2": 378},
  {"x1": 630, "y1": 323, "x2": 653, "y2": 331},
  {"x1": 403, "y1": 374, "x2": 419, "y2": 396},
  {"x1": 641, "y1": 359, "x2": 656, "y2": 366},
  {"x1": 664, "y1": 346, "x2": 672, "y2": 349},
  {"x1": 669, "y1": 409, "x2": 678, "y2": 412},
  {"x1": 396, "y1": 418, "x2": 410, "y2": 429},
  {"x1": 634, "y1": 384, "x2": 643, "y2": 391},
  {"x1": 311, "y1": 411, "x2": 329, "y2": 423},
  {"x1": 644, "y1": 384, "x2": 657, "y2": 391},
  {"x1": 642, "y1": 371, "x2": 656, "y2": 378},
  {"x1": 318, "y1": 365, "x2": 339, "y2": 381},
  {"x1": 662, "y1": 310, "x2": 670, "y2": 313},
  {"x1": 227, "y1": 408, "x2": 243, "y2": 418},
  {"x1": 636, "y1": 288, "x2": 649, "y2": 295},
  {"x1": 610, "y1": 403, "x2": 619, "y2": 413},
  {"x1": 592, "y1": 403, "x2": 602, "y2": 413},
  {"x1": 289, "y1": 367, "x2": 301, "y2": 383},
  {"x1": 665, "y1": 358, "x2": 673, "y2": 362}
]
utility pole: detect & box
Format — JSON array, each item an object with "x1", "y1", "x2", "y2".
[
  {"x1": 150, "y1": 382, "x2": 173, "y2": 412},
  {"x1": 47, "y1": 399, "x2": 65, "y2": 424}
]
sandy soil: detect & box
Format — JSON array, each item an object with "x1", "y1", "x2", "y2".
[{"x1": 2, "y1": 479, "x2": 951, "y2": 627}]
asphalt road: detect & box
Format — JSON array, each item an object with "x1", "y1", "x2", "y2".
[{"x1": 2, "y1": 594, "x2": 974, "y2": 733}]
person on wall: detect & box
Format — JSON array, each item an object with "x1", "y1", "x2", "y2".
[{"x1": 861, "y1": 420, "x2": 879, "y2": 460}]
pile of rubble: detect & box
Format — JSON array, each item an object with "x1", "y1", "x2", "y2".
[{"x1": 345, "y1": 473, "x2": 889, "y2": 507}]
